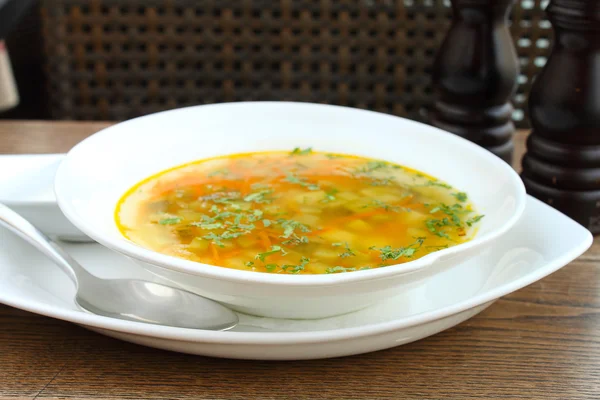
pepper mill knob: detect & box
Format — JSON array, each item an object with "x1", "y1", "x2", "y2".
[
  {"x1": 521, "y1": 0, "x2": 600, "y2": 233},
  {"x1": 431, "y1": 0, "x2": 519, "y2": 164}
]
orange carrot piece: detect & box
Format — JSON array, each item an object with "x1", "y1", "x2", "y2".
[
  {"x1": 258, "y1": 232, "x2": 272, "y2": 250},
  {"x1": 209, "y1": 243, "x2": 220, "y2": 261}
]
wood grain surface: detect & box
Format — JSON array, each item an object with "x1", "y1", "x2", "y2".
[{"x1": 0, "y1": 121, "x2": 598, "y2": 400}]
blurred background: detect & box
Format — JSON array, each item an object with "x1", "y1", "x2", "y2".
[{"x1": 1, "y1": 0, "x2": 550, "y2": 127}]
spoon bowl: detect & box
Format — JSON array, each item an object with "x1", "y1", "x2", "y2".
[
  {"x1": 0, "y1": 203, "x2": 238, "y2": 331},
  {"x1": 76, "y1": 280, "x2": 238, "y2": 330}
]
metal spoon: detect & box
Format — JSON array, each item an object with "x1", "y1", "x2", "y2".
[{"x1": 0, "y1": 203, "x2": 238, "y2": 330}]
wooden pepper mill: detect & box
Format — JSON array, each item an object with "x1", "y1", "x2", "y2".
[
  {"x1": 431, "y1": 0, "x2": 519, "y2": 164},
  {"x1": 521, "y1": 0, "x2": 600, "y2": 233}
]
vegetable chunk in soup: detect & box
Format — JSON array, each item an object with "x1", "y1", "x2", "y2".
[{"x1": 116, "y1": 148, "x2": 483, "y2": 274}]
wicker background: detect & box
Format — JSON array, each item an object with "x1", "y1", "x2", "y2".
[{"x1": 40, "y1": 0, "x2": 552, "y2": 126}]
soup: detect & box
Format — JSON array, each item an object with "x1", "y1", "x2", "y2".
[{"x1": 116, "y1": 148, "x2": 483, "y2": 274}]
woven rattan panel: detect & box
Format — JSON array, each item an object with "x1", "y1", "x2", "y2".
[{"x1": 41, "y1": 0, "x2": 551, "y2": 126}]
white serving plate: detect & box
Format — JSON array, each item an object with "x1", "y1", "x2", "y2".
[
  {"x1": 0, "y1": 154, "x2": 87, "y2": 241},
  {"x1": 0, "y1": 196, "x2": 591, "y2": 360},
  {"x1": 54, "y1": 102, "x2": 526, "y2": 318}
]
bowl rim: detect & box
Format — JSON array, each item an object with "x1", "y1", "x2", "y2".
[{"x1": 54, "y1": 101, "x2": 527, "y2": 286}]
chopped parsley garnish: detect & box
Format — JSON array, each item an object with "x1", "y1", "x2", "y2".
[
  {"x1": 203, "y1": 232, "x2": 225, "y2": 246},
  {"x1": 290, "y1": 147, "x2": 313, "y2": 155},
  {"x1": 159, "y1": 217, "x2": 182, "y2": 225},
  {"x1": 262, "y1": 219, "x2": 272, "y2": 227},
  {"x1": 429, "y1": 203, "x2": 465, "y2": 226},
  {"x1": 354, "y1": 160, "x2": 400, "y2": 174},
  {"x1": 265, "y1": 264, "x2": 278, "y2": 272},
  {"x1": 277, "y1": 219, "x2": 311, "y2": 238},
  {"x1": 370, "y1": 177, "x2": 396, "y2": 186},
  {"x1": 237, "y1": 223, "x2": 256, "y2": 230},
  {"x1": 326, "y1": 266, "x2": 356, "y2": 273},
  {"x1": 370, "y1": 237, "x2": 425, "y2": 261},
  {"x1": 245, "y1": 261, "x2": 254, "y2": 267},
  {"x1": 251, "y1": 183, "x2": 269, "y2": 190},
  {"x1": 425, "y1": 180, "x2": 452, "y2": 189},
  {"x1": 207, "y1": 168, "x2": 230, "y2": 177},
  {"x1": 321, "y1": 188, "x2": 338, "y2": 203},
  {"x1": 452, "y1": 192, "x2": 468, "y2": 202},
  {"x1": 426, "y1": 244, "x2": 449, "y2": 250},
  {"x1": 282, "y1": 235, "x2": 309, "y2": 245},
  {"x1": 193, "y1": 222, "x2": 224, "y2": 230},
  {"x1": 281, "y1": 257, "x2": 310, "y2": 274},
  {"x1": 325, "y1": 266, "x2": 371, "y2": 274},
  {"x1": 425, "y1": 218, "x2": 451, "y2": 238},
  {"x1": 363, "y1": 199, "x2": 401, "y2": 212},
  {"x1": 196, "y1": 206, "x2": 258, "y2": 247},
  {"x1": 247, "y1": 209, "x2": 264, "y2": 222},
  {"x1": 243, "y1": 189, "x2": 274, "y2": 203},
  {"x1": 255, "y1": 245, "x2": 285, "y2": 262},
  {"x1": 335, "y1": 242, "x2": 356, "y2": 258},
  {"x1": 466, "y1": 215, "x2": 484, "y2": 226},
  {"x1": 284, "y1": 173, "x2": 320, "y2": 190}
]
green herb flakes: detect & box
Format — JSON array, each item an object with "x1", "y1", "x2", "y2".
[
  {"x1": 158, "y1": 217, "x2": 182, "y2": 225},
  {"x1": 255, "y1": 245, "x2": 284, "y2": 262},
  {"x1": 244, "y1": 189, "x2": 274, "y2": 203},
  {"x1": 466, "y1": 215, "x2": 484, "y2": 227},
  {"x1": 265, "y1": 264, "x2": 278, "y2": 272},
  {"x1": 452, "y1": 192, "x2": 468, "y2": 202},
  {"x1": 281, "y1": 257, "x2": 310, "y2": 274},
  {"x1": 290, "y1": 147, "x2": 313, "y2": 155},
  {"x1": 370, "y1": 238, "x2": 425, "y2": 261},
  {"x1": 321, "y1": 188, "x2": 338, "y2": 203},
  {"x1": 284, "y1": 173, "x2": 320, "y2": 191},
  {"x1": 338, "y1": 242, "x2": 356, "y2": 258}
]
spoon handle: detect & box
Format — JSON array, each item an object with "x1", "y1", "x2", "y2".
[{"x1": 0, "y1": 202, "x2": 92, "y2": 286}]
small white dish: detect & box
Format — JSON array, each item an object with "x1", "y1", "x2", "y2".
[
  {"x1": 0, "y1": 154, "x2": 88, "y2": 241},
  {"x1": 54, "y1": 102, "x2": 527, "y2": 318},
  {"x1": 0, "y1": 196, "x2": 590, "y2": 360}
]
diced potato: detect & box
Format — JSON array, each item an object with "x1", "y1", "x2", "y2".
[
  {"x1": 312, "y1": 248, "x2": 340, "y2": 260},
  {"x1": 299, "y1": 206, "x2": 321, "y2": 215},
  {"x1": 223, "y1": 257, "x2": 248, "y2": 270},
  {"x1": 295, "y1": 213, "x2": 320, "y2": 226},
  {"x1": 177, "y1": 210, "x2": 206, "y2": 221},
  {"x1": 359, "y1": 187, "x2": 389, "y2": 197},
  {"x1": 343, "y1": 199, "x2": 374, "y2": 213},
  {"x1": 380, "y1": 194, "x2": 403, "y2": 203},
  {"x1": 187, "y1": 201, "x2": 207, "y2": 211},
  {"x1": 336, "y1": 191, "x2": 360, "y2": 202},
  {"x1": 368, "y1": 236, "x2": 393, "y2": 248},
  {"x1": 360, "y1": 188, "x2": 405, "y2": 204},
  {"x1": 263, "y1": 205, "x2": 281, "y2": 214},
  {"x1": 294, "y1": 190, "x2": 325, "y2": 205},
  {"x1": 402, "y1": 210, "x2": 428, "y2": 224},
  {"x1": 345, "y1": 219, "x2": 371, "y2": 232},
  {"x1": 236, "y1": 235, "x2": 257, "y2": 248},
  {"x1": 371, "y1": 214, "x2": 392, "y2": 223},
  {"x1": 319, "y1": 229, "x2": 356, "y2": 244},
  {"x1": 407, "y1": 227, "x2": 428, "y2": 237},
  {"x1": 306, "y1": 262, "x2": 329, "y2": 274},
  {"x1": 187, "y1": 237, "x2": 210, "y2": 252},
  {"x1": 146, "y1": 200, "x2": 168, "y2": 213}
]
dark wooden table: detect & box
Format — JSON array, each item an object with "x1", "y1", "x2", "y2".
[{"x1": 0, "y1": 121, "x2": 598, "y2": 400}]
